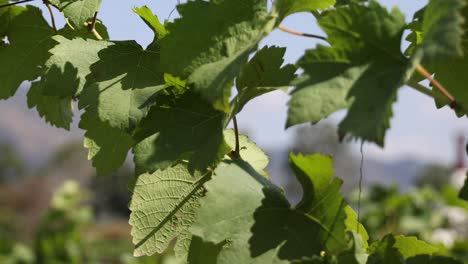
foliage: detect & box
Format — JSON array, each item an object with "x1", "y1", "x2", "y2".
[
  {"x1": 350, "y1": 184, "x2": 468, "y2": 262},
  {"x1": 1, "y1": 0, "x2": 468, "y2": 263}
]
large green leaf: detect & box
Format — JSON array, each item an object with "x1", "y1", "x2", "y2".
[
  {"x1": 287, "y1": 2, "x2": 412, "y2": 146},
  {"x1": 275, "y1": 0, "x2": 335, "y2": 21},
  {"x1": 367, "y1": 234, "x2": 439, "y2": 264},
  {"x1": 129, "y1": 162, "x2": 209, "y2": 257},
  {"x1": 79, "y1": 40, "x2": 165, "y2": 131},
  {"x1": 51, "y1": 0, "x2": 102, "y2": 29},
  {"x1": 160, "y1": 0, "x2": 276, "y2": 112},
  {"x1": 191, "y1": 159, "x2": 353, "y2": 262},
  {"x1": 289, "y1": 153, "x2": 363, "y2": 252},
  {"x1": 78, "y1": 110, "x2": 133, "y2": 175},
  {"x1": 232, "y1": 46, "x2": 296, "y2": 115},
  {"x1": 27, "y1": 80, "x2": 73, "y2": 130},
  {"x1": 407, "y1": 0, "x2": 465, "y2": 62},
  {"x1": 41, "y1": 36, "x2": 112, "y2": 98},
  {"x1": 0, "y1": 5, "x2": 56, "y2": 99},
  {"x1": 190, "y1": 160, "x2": 288, "y2": 263},
  {"x1": 133, "y1": 91, "x2": 230, "y2": 174},
  {"x1": 405, "y1": 0, "x2": 468, "y2": 114},
  {"x1": 430, "y1": 4, "x2": 468, "y2": 115}
]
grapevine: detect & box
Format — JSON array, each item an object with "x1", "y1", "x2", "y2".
[{"x1": 1, "y1": 0, "x2": 467, "y2": 263}]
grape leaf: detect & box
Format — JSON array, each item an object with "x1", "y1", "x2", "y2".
[
  {"x1": 78, "y1": 110, "x2": 133, "y2": 175},
  {"x1": 160, "y1": 0, "x2": 276, "y2": 112},
  {"x1": 191, "y1": 159, "x2": 349, "y2": 262},
  {"x1": 79, "y1": 40, "x2": 165, "y2": 131},
  {"x1": 344, "y1": 207, "x2": 369, "y2": 249},
  {"x1": 406, "y1": 255, "x2": 463, "y2": 264},
  {"x1": 288, "y1": 2, "x2": 413, "y2": 146},
  {"x1": 0, "y1": 5, "x2": 56, "y2": 99},
  {"x1": 41, "y1": 36, "x2": 112, "y2": 98},
  {"x1": 430, "y1": 4, "x2": 468, "y2": 115},
  {"x1": 51, "y1": 0, "x2": 102, "y2": 29},
  {"x1": 27, "y1": 80, "x2": 73, "y2": 130},
  {"x1": 336, "y1": 232, "x2": 368, "y2": 264},
  {"x1": 405, "y1": 0, "x2": 468, "y2": 114},
  {"x1": 129, "y1": 162, "x2": 209, "y2": 257},
  {"x1": 289, "y1": 153, "x2": 358, "y2": 252},
  {"x1": 232, "y1": 46, "x2": 296, "y2": 115},
  {"x1": 275, "y1": 0, "x2": 335, "y2": 21},
  {"x1": 367, "y1": 234, "x2": 439, "y2": 264},
  {"x1": 186, "y1": 236, "x2": 223, "y2": 264},
  {"x1": 459, "y1": 175, "x2": 468, "y2": 201},
  {"x1": 133, "y1": 6, "x2": 167, "y2": 41},
  {"x1": 190, "y1": 160, "x2": 289, "y2": 263},
  {"x1": 408, "y1": 0, "x2": 465, "y2": 62},
  {"x1": 133, "y1": 91, "x2": 230, "y2": 174}
]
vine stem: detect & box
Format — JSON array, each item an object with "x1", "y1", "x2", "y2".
[
  {"x1": 88, "y1": 12, "x2": 103, "y2": 40},
  {"x1": 0, "y1": 0, "x2": 35, "y2": 8},
  {"x1": 44, "y1": 1, "x2": 57, "y2": 32},
  {"x1": 278, "y1": 25, "x2": 327, "y2": 41},
  {"x1": 415, "y1": 65, "x2": 458, "y2": 108},
  {"x1": 232, "y1": 116, "x2": 240, "y2": 159}
]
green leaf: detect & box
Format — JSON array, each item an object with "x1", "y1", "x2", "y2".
[
  {"x1": 41, "y1": 36, "x2": 112, "y2": 98},
  {"x1": 336, "y1": 232, "x2": 368, "y2": 264},
  {"x1": 52, "y1": 0, "x2": 102, "y2": 29},
  {"x1": 27, "y1": 80, "x2": 73, "y2": 130},
  {"x1": 79, "y1": 40, "x2": 165, "y2": 131},
  {"x1": 391, "y1": 236, "x2": 439, "y2": 259},
  {"x1": 406, "y1": 255, "x2": 463, "y2": 264},
  {"x1": 288, "y1": 153, "x2": 350, "y2": 252},
  {"x1": 288, "y1": 2, "x2": 413, "y2": 146},
  {"x1": 367, "y1": 234, "x2": 439, "y2": 264},
  {"x1": 344, "y1": 207, "x2": 369, "y2": 249},
  {"x1": 430, "y1": 5, "x2": 468, "y2": 115},
  {"x1": 191, "y1": 160, "x2": 348, "y2": 262},
  {"x1": 190, "y1": 160, "x2": 287, "y2": 263},
  {"x1": 275, "y1": 0, "x2": 335, "y2": 21},
  {"x1": 232, "y1": 46, "x2": 296, "y2": 115},
  {"x1": 289, "y1": 153, "x2": 334, "y2": 212},
  {"x1": 160, "y1": 0, "x2": 276, "y2": 112},
  {"x1": 224, "y1": 129, "x2": 269, "y2": 176},
  {"x1": 133, "y1": 91, "x2": 230, "y2": 174},
  {"x1": 410, "y1": 0, "x2": 465, "y2": 62},
  {"x1": 405, "y1": 1, "x2": 468, "y2": 114},
  {"x1": 133, "y1": 6, "x2": 167, "y2": 41},
  {"x1": 0, "y1": 5, "x2": 55, "y2": 99},
  {"x1": 459, "y1": 174, "x2": 468, "y2": 201},
  {"x1": 129, "y1": 163, "x2": 209, "y2": 257},
  {"x1": 186, "y1": 236, "x2": 223, "y2": 264},
  {"x1": 78, "y1": 110, "x2": 133, "y2": 175}
]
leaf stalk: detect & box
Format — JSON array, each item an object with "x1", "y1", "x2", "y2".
[
  {"x1": 231, "y1": 116, "x2": 241, "y2": 159},
  {"x1": 278, "y1": 25, "x2": 327, "y2": 41},
  {"x1": 87, "y1": 11, "x2": 103, "y2": 40}
]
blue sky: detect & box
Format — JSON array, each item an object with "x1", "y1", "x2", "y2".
[{"x1": 4, "y1": 0, "x2": 468, "y2": 167}]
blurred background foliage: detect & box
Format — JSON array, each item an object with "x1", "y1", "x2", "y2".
[{"x1": 0, "y1": 122, "x2": 467, "y2": 263}]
